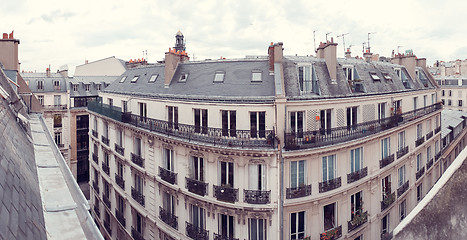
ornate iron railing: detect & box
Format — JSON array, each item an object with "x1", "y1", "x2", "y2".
[
  {"x1": 92, "y1": 181, "x2": 99, "y2": 194},
  {"x1": 186, "y1": 222, "x2": 209, "y2": 240},
  {"x1": 131, "y1": 187, "x2": 145, "y2": 207},
  {"x1": 348, "y1": 211, "x2": 368, "y2": 233},
  {"x1": 101, "y1": 135, "x2": 110, "y2": 146},
  {"x1": 416, "y1": 167, "x2": 425, "y2": 180},
  {"x1": 380, "y1": 154, "x2": 395, "y2": 169},
  {"x1": 131, "y1": 227, "x2": 145, "y2": 240},
  {"x1": 426, "y1": 158, "x2": 434, "y2": 169},
  {"x1": 43, "y1": 104, "x2": 67, "y2": 110},
  {"x1": 319, "y1": 177, "x2": 342, "y2": 193},
  {"x1": 103, "y1": 194, "x2": 111, "y2": 209},
  {"x1": 435, "y1": 152, "x2": 441, "y2": 162},
  {"x1": 381, "y1": 192, "x2": 395, "y2": 211},
  {"x1": 415, "y1": 136, "x2": 425, "y2": 147},
  {"x1": 320, "y1": 225, "x2": 342, "y2": 240},
  {"x1": 115, "y1": 143, "x2": 124, "y2": 156},
  {"x1": 397, "y1": 146, "x2": 409, "y2": 159},
  {"x1": 285, "y1": 103, "x2": 442, "y2": 150},
  {"x1": 92, "y1": 129, "x2": 98, "y2": 138},
  {"x1": 434, "y1": 126, "x2": 441, "y2": 134},
  {"x1": 347, "y1": 167, "x2": 368, "y2": 184},
  {"x1": 213, "y1": 185, "x2": 238, "y2": 203},
  {"x1": 213, "y1": 233, "x2": 239, "y2": 240},
  {"x1": 102, "y1": 162, "x2": 109, "y2": 175},
  {"x1": 397, "y1": 181, "x2": 409, "y2": 197},
  {"x1": 115, "y1": 174, "x2": 125, "y2": 190},
  {"x1": 186, "y1": 177, "x2": 208, "y2": 196},
  {"x1": 286, "y1": 184, "x2": 312, "y2": 199},
  {"x1": 160, "y1": 207, "x2": 178, "y2": 230},
  {"x1": 159, "y1": 166, "x2": 177, "y2": 185},
  {"x1": 426, "y1": 131, "x2": 433, "y2": 140},
  {"x1": 116, "y1": 209, "x2": 126, "y2": 227},
  {"x1": 92, "y1": 153, "x2": 98, "y2": 164},
  {"x1": 244, "y1": 189, "x2": 271, "y2": 204},
  {"x1": 131, "y1": 153, "x2": 144, "y2": 168}
]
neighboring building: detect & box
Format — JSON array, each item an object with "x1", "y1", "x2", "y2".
[
  {"x1": 88, "y1": 33, "x2": 447, "y2": 240},
  {"x1": 435, "y1": 76, "x2": 467, "y2": 111},
  {"x1": 74, "y1": 56, "x2": 127, "y2": 77}
]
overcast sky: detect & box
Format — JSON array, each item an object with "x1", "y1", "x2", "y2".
[{"x1": 1, "y1": 0, "x2": 466, "y2": 75}]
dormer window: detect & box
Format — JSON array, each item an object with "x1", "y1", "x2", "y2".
[
  {"x1": 96, "y1": 84, "x2": 101, "y2": 91},
  {"x1": 298, "y1": 65, "x2": 311, "y2": 92},
  {"x1": 252, "y1": 71, "x2": 262, "y2": 82},
  {"x1": 415, "y1": 69, "x2": 419, "y2": 79},
  {"x1": 72, "y1": 84, "x2": 79, "y2": 91},
  {"x1": 54, "y1": 80, "x2": 60, "y2": 90},
  {"x1": 382, "y1": 72, "x2": 392, "y2": 81},
  {"x1": 370, "y1": 71, "x2": 380, "y2": 81},
  {"x1": 179, "y1": 73, "x2": 188, "y2": 82},
  {"x1": 343, "y1": 66, "x2": 354, "y2": 81},
  {"x1": 131, "y1": 76, "x2": 139, "y2": 83},
  {"x1": 119, "y1": 76, "x2": 127, "y2": 83},
  {"x1": 394, "y1": 68, "x2": 401, "y2": 80},
  {"x1": 213, "y1": 71, "x2": 225, "y2": 83},
  {"x1": 148, "y1": 74, "x2": 158, "y2": 83},
  {"x1": 37, "y1": 80, "x2": 44, "y2": 90},
  {"x1": 84, "y1": 84, "x2": 90, "y2": 92}
]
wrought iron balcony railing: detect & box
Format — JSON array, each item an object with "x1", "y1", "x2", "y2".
[
  {"x1": 92, "y1": 153, "x2": 98, "y2": 164},
  {"x1": 92, "y1": 129, "x2": 98, "y2": 138},
  {"x1": 102, "y1": 162, "x2": 110, "y2": 175},
  {"x1": 131, "y1": 153, "x2": 144, "y2": 168},
  {"x1": 415, "y1": 136, "x2": 425, "y2": 147},
  {"x1": 416, "y1": 167, "x2": 425, "y2": 180},
  {"x1": 88, "y1": 101, "x2": 275, "y2": 149},
  {"x1": 244, "y1": 189, "x2": 271, "y2": 204},
  {"x1": 319, "y1": 177, "x2": 342, "y2": 193},
  {"x1": 186, "y1": 222, "x2": 209, "y2": 240},
  {"x1": 159, "y1": 166, "x2": 177, "y2": 185},
  {"x1": 397, "y1": 181, "x2": 409, "y2": 197},
  {"x1": 426, "y1": 158, "x2": 434, "y2": 169},
  {"x1": 43, "y1": 104, "x2": 67, "y2": 110},
  {"x1": 159, "y1": 207, "x2": 178, "y2": 230},
  {"x1": 381, "y1": 192, "x2": 395, "y2": 211},
  {"x1": 116, "y1": 209, "x2": 126, "y2": 227},
  {"x1": 347, "y1": 167, "x2": 368, "y2": 184},
  {"x1": 186, "y1": 177, "x2": 208, "y2": 196},
  {"x1": 103, "y1": 194, "x2": 111, "y2": 209},
  {"x1": 397, "y1": 146, "x2": 409, "y2": 159},
  {"x1": 115, "y1": 173, "x2": 125, "y2": 190},
  {"x1": 285, "y1": 103, "x2": 442, "y2": 150},
  {"x1": 131, "y1": 227, "x2": 145, "y2": 240},
  {"x1": 435, "y1": 152, "x2": 441, "y2": 162},
  {"x1": 434, "y1": 126, "x2": 441, "y2": 134},
  {"x1": 426, "y1": 131, "x2": 433, "y2": 140},
  {"x1": 213, "y1": 185, "x2": 238, "y2": 203},
  {"x1": 115, "y1": 143, "x2": 124, "y2": 156},
  {"x1": 104, "y1": 220, "x2": 111, "y2": 235},
  {"x1": 348, "y1": 211, "x2": 368, "y2": 233},
  {"x1": 131, "y1": 187, "x2": 145, "y2": 207},
  {"x1": 320, "y1": 225, "x2": 342, "y2": 240},
  {"x1": 213, "y1": 233, "x2": 239, "y2": 240},
  {"x1": 380, "y1": 154, "x2": 395, "y2": 169},
  {"x1": 92, "y1": 181, "x2": 99, "y2": 194},
  {"x1": 93, "y1": 204, "x2": 100, "y2": 218},
  {"x1": 286, "y1": 184, "x2": 312, "y2": 199},
  {"x1": 101, "y1": 135, "x2": 110, "y2": 146}
]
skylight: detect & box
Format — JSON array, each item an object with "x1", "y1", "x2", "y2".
[
  {"x1": 119, "y1": 76, "x2": 127, "y2": 83},
  {"x1": 148, "y1": 74, "x2": 158, "y2": 83},
  {"x1": 370, "y1": 71, "x2": 380, "y2": 81},
  {"x1": 179, "y1": 73, "x2": 188, "y2": 82},
  {"x1": 252, "y1": 71, "x2": 262, "y2": 82},
  {"x1": 213, "y1": 72, "x2": 225, "y2": 83},
  {"x1": 382, "y1": 72, "x2": 392, "y2": 81},
  {"x1": 130, "y1": 76, "x2": 139, "y2": 83}
]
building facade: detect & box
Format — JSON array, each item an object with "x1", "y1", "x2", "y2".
[{"x1": 88, "y1": 35, "x2": 445, "y2": 240}]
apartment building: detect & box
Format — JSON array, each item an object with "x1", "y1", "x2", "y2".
[{"x1": 88, "y1": 33, "x2": 444, "y2": 240}]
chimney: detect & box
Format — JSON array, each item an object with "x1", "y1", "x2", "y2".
[
  {"x1": 0, "y1": 31, "x2": 20, "y2": 71},
  {"x1": 416, "y1": 58, "x2": 427, "y2": 68},
  {"x1": 268, "y1": 42, "x2": 283, "y2": 72},
  {"x1": 268, "y1": 43, "x2": 274, "y2": 72},
  {"x1": 2, "y1": 33, "x2": 7, "y2": 39},
  {"x1": 345, "y1": 48, "x2": 351, "y2": 59},
  {"x1": 363, "y1": 49, "x2": 373, "y2": 62},
  {"x1": 46, "y1": 67, "x2": 51, "y2": 77},
  {"x1": 317, "y1": 38, "x2": 338, "y2": 83},
  {"x1": 164, "y1": 48, "x2": 189, "y2": 87},
  {"x1": 391, "y1": 51, "x2": 416, "y2": 79}
]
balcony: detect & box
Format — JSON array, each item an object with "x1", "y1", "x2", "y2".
[
  {"x1": 213, "y1": 185, "x2": 239, "y2": 203},
  {"x1": 115, "y1": 174, "x2": 125, "y2": 190},
  {"x1": 159, "y1": 207, "x2": 178, "y2": 230},
  {"x1": 435, "y1": 152, "x2": 441, "y2": 162},
  {"x1": 88, "y1": 100, "x2": 275, "y2": 149},
  {"x1": 101, "y1": 135, "x2": 110, "y2": 146},
  {"x1": 186, "y1": 177, "x2": 208, "y2": 196},
  {"x1": 131, "y1": 187, "x2": 145, "y2": 207},
  {"x1": 57, "y1": 143, "x2": 65, "y2": 148},
  {"x1": 319, "y1": 177, "x2": 342, "y2": 193},
  {"x1": 115, "y1": 143, "x2": 124, "y2": 156},
  {"x1": 415, "y1": 136, "x2": 425, "y2": 147},
  {"x1": 396, "y1": 146, "x2": 409, "y2": 159},
  {"x1": 131, "y1": 153, "x2": 144, "y2": 168},
  {"x1": 381, "y1": 232, "x2": 393, "y2": 240},
  {"x1": 416, "y1": 167, "x2": 425, "y2": 180},
  {"x1": 348, "y1": 211, "x2": 368, "y2": 233},
  {"x1": 434, "y1": 126, "x2": 441, "y2": 134},
  {"x1": 244, "y1": 189, "x2": 271, "y2": 204},
  {"x1": 104, "y1": 221, "x2": 112, "y2": 236},
  {"x1": 381, "y1": 192, "x2": 395, "y2": 211},
  {"x1": 92, "y1": 153, "x2": 98, "y2": 164},
  {"x1": 213, "y1": 233, "x2": 239, "y2": 240},
  {"x1": 286, "y1": 184, "x2": 312, "y2": 199},
  {"x1": 103, "y1": 194, "x2": 111, "y2": 209},
  {"x1": 426, "y1": 131, "x2": 433, "y2": 140},
  {"x1": 320, "y1": 225, "x2": 342, "y2": 240},
  {"x1": 347, "y1": 167, "x2": 368, "y2": 184},
  {"x1": 186, "y1": 222, "x2": 209, "y2": 240},
  {"x1": 379, "y1": 154, "x2": 395, "y2": 169},
  {"x1": 115, "y1": 210, "x2": 126, "y2": 227},
  {"x1": 92, "y1": 181, "x2": 99, "y2": 194},
  {"x1": 285, "y1": 103, "x2": 442, "y2": 150},
  {"x1": 102, "y1": 162, "x2": 110, "y2": 175},
  {"x1": 426, "y1": 158, "x2": 434, "y2": 169},
  {"x1": 131, "y1": 227, "x2": 145, "y2": 240},
  {"x1": 92, "y1": 129, "x2": 98, "y2": 138},
  {"x1": 159, "y1": 166, "x2": 177, "y2": 185},
  {"x1": 43, "y1": 104, "x2": 67, "y2": 110},
  {"x1": 397, "y1": 181, "x2": 409, "y2": 197}
]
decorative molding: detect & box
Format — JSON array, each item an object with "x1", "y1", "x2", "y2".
[
  {"x1": 218, "y1": 155, "x2": 234, "y2": 162},
  {"x1": 249, "y1": 158, "x2": 265, "y2": 164},
  {"x1": 162, "y1": 143, "x2": 173, "y2": 150},
  {"x1": 189, "y1": 150, "x2": 204, "y2": 158}
]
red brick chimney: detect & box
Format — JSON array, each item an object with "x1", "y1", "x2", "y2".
[
  {"x1": 268, "y1": 42, "x2": 283, "y2": 72},
  {"x1": 164, "y1": 48, "x2": 189, "y2": 87}
]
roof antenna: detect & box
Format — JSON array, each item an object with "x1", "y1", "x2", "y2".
[
  {"x1": 313, "y1": 30, "x2": 318, "y2": 53},
  {"x1": 362, "y1": 42, "x2": 366, "y2": 54},
  {"x1": 397, "y1": 45, "x2": 403, "y2": 54},
  {"x1": 325, "y1": 32, "x2": 332, "y2": 42},
  {"x1": 367, "y1": 32, "x2": 376, "y2": 52},
  {"x1": 337, "y1": 33, "x2": 349, "y2": 56}
]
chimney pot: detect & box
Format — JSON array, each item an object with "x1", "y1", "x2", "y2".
[{"x1": 2, "y1": 33, "x2": 7, "y2": 39}]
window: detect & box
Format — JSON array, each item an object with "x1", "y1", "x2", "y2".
[
  {"x1": 290, "y1": 211, "x2": 305, "y2": 239},
  {"x1": 53, "y1": 114, "x2": 62, "y2": 128},
  {"x1": 54, "y1": 95, "x2": 61, "y2": 106},
  {"x1": 219, "y1": 161, "x2": 234, "y2": 187},
  {"x1": 320, "y1": 109, "x2": 332, "y2": 134},
  {"x1": 459, "y1": 100, "x2": 463, "y2": 107},
  {"x1": 398, "y1": 165, "x2": 406, "y2": 187},
  {"x1": 135, "y1": 211, "x2": 143, "y2": 234},
  {"x1": 218, "y1": 214, "x2": 235, "y2": 238},
  {"x1": 190, "y1": 156, "x2": 204, "y2": 181},
  {"x1": 435, "y1": 140, "x2": 439, "y2": 155},
  {"x1": 442, "y1": 90, "x2": 445, "y2": 96},
  {"x1": 117, "y1": 160, "x2": 124, "y2": 178},
  {"x1": 298, "y1": 66, "x2": 312, "y2": 92},
  {"x1": 119, "y1": 76, "x2": 127, "y2": 83},
  {"x1": 416, "y1": 123, "x2": 423, "y2": 139},
  {"x1": 138, "y1": 102, "x2": 147, "y2": 119},
  {"x1": 168, "y1": 106, "x2": 178, "y2": 129},
  {"x1": 96, "y1": 84, "x2": 101, "y2": 91},
  {"x1": 250, "y1": 112, "x2": 266, "y2": 138},
  {"x1": 416, "y1": 153, "x2": 422, "y2": 171},
  {"x1": 54, "y1": 132, "x2": 62, "y2": 145},
  {"x1": 427, "y1": 146, "x2": 432, "y2": 162},
  {"x1": 194, "y1": 109, "x2": 208, "y2": 134},
  {"x1": 398, "y1": 131, "x2": 405, "y2": 150},
  {"x1": 252, "y1": 71, "x2": 262, "y2": 82},
  {"x1": 148, "y1": 74, "x2": 158, "y2": 83},
  {"x1": 190, "y1": 204, "x2": 205, "y2": 230},
  {"x1": 103, "y1": 121, "x2": 108, "y2": 138},
  {"x1": 93, "y1": 117, "x2": 98, "y2": 132},
  {"x1": 131, "y1": 76, "x2": 139, "y2": 83},
  {"x1": 163, "y1": 148, "x2": 175, "y2": 171},
  {"x1": 179, "y1": 73, "x2": 188, "y2": 82},
  {"x1": 37, "y1": 95, "x2": 44, "y2": 106},
  {"x1": 346, "y1": 106, "x2": 358, "y2": 130},
  {"x1": 394, "y1": 68, "x2": 401, "y2": 80},
  {"x1": 290, "y1": 160, "x2": 306, "y2": 188},
  {"x1": 116, "y1": 129, "x2": 123, "y2": 147},
  {"x1": 108, "y1": 98, "x2": 113, "y2": 108},
  {"x1": 221, "y1": 110, "x2": 236, "y2": 137},
  {"x1": 343, "y1": 66, "x2": 354, "y2": 80},
  {"x1": 381, "y1": 214, "x2": 389, "y2": 235},
  {"x1": 117, "y1": 193, "x2": 125, "y2": 214},
  {"x1": 122, "y1": 100, "x2": 128, "y2": 113},
  {"x1": 382, "y1": 72, "x2": 392, "y2": 81},
  {"x1": 417, "y1": 184, "x2": 423, "y2": 202},
  {"x1": 413, "y1": 97, "x2": 418, "y2": 110},
  {"x1": 382, "y1": 175, "x2": 391, "y2": 197},
  {"x1": 378, "y1": 103, "x2": 386, "y2": 122},
  {"x1": 324, "y1": 203, "x2": 337, "y2": 231},
  {"x1": 249, "y1": 218, "x2": 266, "y2": 240},
  {"x1": 162, "y1": 192, "x2": 175, "y2": 215},
  {"x1": 290, "y1": 111, "x2": 304, "y2": 138},
  {"x1": 53, "y1": 80, "x2": 60, "y2": 90},
  {"x1": 213, "y1": 72, "x2": 225, "y2": 83},
  {"x1": 370, "y1": 71, "x2": 380, "y2": 80},
  {"x1": 84, "y1": 84, "x2": 90, "y2": 92},
  {"x1": 449, "y1": 90, "x2": 452, "y2": 96},
  {"x1": 134, "y1": 173, "x2": 143, "y2": 194},
  {"x1": 322, "y1": 155, "x2": 336, "y2": 181},
  {"x1": 350, "y1": 191, "x2": 363, "y2": 220},
  {"x1": 381, "y1": 137, "x2": 391, "y2": 159},
  {"x1": 134, "y1": 137, "x2": 142, "y2": 156},
  {"x1": 104, "y1": 151, "x2": 110, "y2": 169},
  {"x1": 37, "y1": 80, "x2": 44, "y2": 90},
  {"x1": 432, "y1": 94, "x2": 435, "y2": 104},
  {"x1": 73, "y1": 84, "x2": 79, "y2": 91},
  {"x1": 448, "y1": 100, "x2": 452, "y2": 106},
  {"x1": 399, "y1": 200, "x2": 406, "y2": 221},
  {"x1": 350, "y1": 147, "x2": 363, "y2": 173},
  {"x1": 423, "y1": 95, "x2": 427, "y2": 107},
  {"x1": 249, "y1": 163, "x2": 266, "y2": 190}
]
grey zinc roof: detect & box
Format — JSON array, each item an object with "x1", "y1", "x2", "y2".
[
  {"x1": 21, "y1": 72, "x2": 68, "y2": 93},
  {"x1": 103, "y1": 60, "x2": 276, "y2": 100},
  {"x1": 69, "y1": 76, "x2": 117, "y2": 97},
  {"x1": 441, "y1": 109, "x2": 467, "y2": 138}
]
